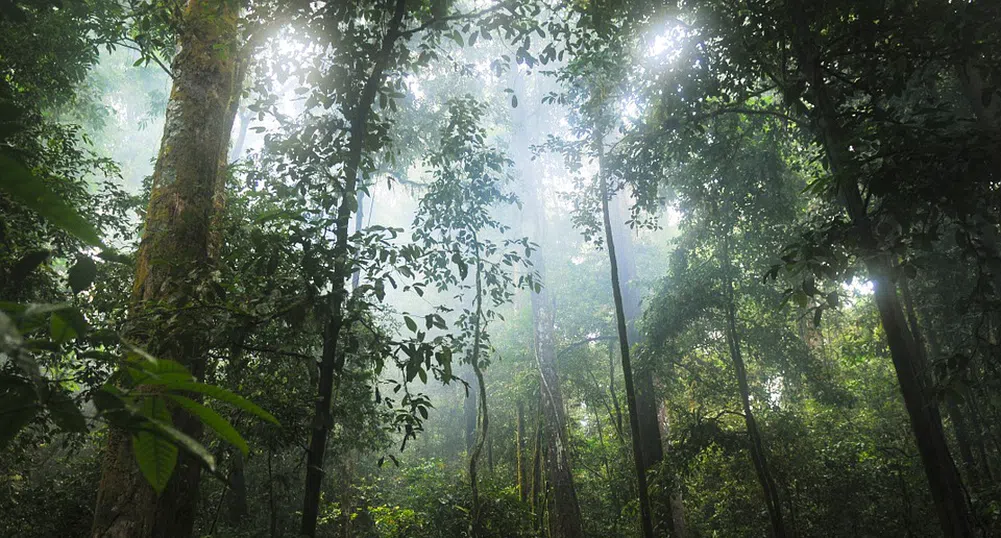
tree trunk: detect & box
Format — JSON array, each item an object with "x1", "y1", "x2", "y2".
[
  {"x1": 531, "y1": 244, "x2": 585, "y2": 538},
  {"x1": 300, "y1": 1, "x2": 407, "y2": 535},
  {"x1": 723, "y1": 270, "x2": 786, "y2": 538},
  {"x1": 465, "y1": 370, "x2": 478, "y2": 452},
  {"x1": 657, "y1": 401, "x2": 687, "y2": 538},
  {"x1": 514, "y1": 71, "x2": 584, "y2": 538},
  {"x1": 468, "y1": 244, "x2": 489, "y2": 536},
  {"x1": 598, "y1": 130, "x2": 655, "y2": 538},
  {"x1": 610, "y1": 198, "x2": 664, "y2": 473},
  {"x1": 517, "y1": 401, "x2": 527, "y2": 502},
  {"x1": 225, "y1": 451, "x2": 249, "y2": 526},
  {"x1": 787, "y1": 4, "x2": 974, "y2": 534},
  {"x1": 530, "y1": 401, "x2": 544, "y2": 526},
  {"x1": 91, "y1": 2, "x2": 239, "y2": 536}
]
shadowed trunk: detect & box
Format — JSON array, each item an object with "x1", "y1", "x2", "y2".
[
  {"x1": 300, "y1": 0, "x2": 408, "y2": 534},
  {"x1": 91, "y1": 2, "x2": 240, "y2": 536},
  {"x1": 597, "y1": 128, "x2": 655, "y2": 538},
  {"x1": 787, "y1": 3, "x2": 974, "y2": 534},
  {"x1": 517, "y1": 401, "x2": 527, "y2": 501},
  {"x1": 722, "y1": 262, "x2": 786, "y2": 538}
]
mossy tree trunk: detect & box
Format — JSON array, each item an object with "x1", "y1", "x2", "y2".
[{"x1": 91, "y1": 2, "x2": 240, "y2": 537}]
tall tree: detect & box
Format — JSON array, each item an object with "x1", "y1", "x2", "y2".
[
  {"x1": 91, "y1": 2, "x2": 242, "y2": 536},
  {"x1": 300, "y1": 0, "x2": 409, "y2": 533}
]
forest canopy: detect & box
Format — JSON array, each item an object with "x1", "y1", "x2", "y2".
[{"x1": 1, "y1": 0, "x2": 1000, "y2": 537}]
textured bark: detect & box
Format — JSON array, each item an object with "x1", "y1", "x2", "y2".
[
  {"x1": 787, "y1": 3, "x2": 974, "y2": 534},
  {"x1": 300, "y1": 1, "x2": 407, "y2": 535},
  {"x1": 91, "y1": 2, "x2": 239, "y2": 537},
  {"x1": 598, "y1": 133, "x2": 655, "y2": 538},
  {"x1": 513, "y1": 70, "x2": 584, "y2": 537},
  {"x1": 530, "y1": 402, "x2": 543, "y2": 524},
  {"x1": 531, "y1": 249, "x2": 585, "y2": 538}
]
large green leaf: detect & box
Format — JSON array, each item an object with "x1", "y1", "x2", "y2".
[
  {"x1": 167, "y1": 394, "x2": 249, "y2": 455},
  {"x1": 0, "y1": 376, "x2": 39, "y2": 450},
  {"x1": 132, "y1": 397, "x2": 177, "y2": 494},
  {"x1": 143, "y1": 379, "x2": 279, "y2": 426},
  {"x1": 68, "y1": 256, "x2": 97, "y2": 294},
  {"x1": 0, "y1": 154, "x2": 103, "y2": 247}
]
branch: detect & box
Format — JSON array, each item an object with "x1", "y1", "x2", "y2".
[
  {"x1": 233, "y1": 343, "x2": 314, "y2": 361},
  {"x1": 399, "y1": 1, "x2": 514, "y2": 39},
  {"x1": 557, "y1": 335, "x2": 617, "y2": 358}
]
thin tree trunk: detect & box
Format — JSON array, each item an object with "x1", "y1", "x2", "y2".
[
  {"x1": 610, "y1": 200, "x2": 664, "y2": 473},
  {"x1": 530, "y1": 400, "x2": 544, "y2": 529},
  {"x1": 465, "y1": 371, "x2": 478, "y2": 452},
  {"x1": 226, "y1": 451, "x2": 248, "y2": 526},
  {"x1": 723, "y1": 269, "x2": 786, "y2": 538},
  {"x1": 91, "y1": 2, "x2": 240, "y2": 536},
  {"x1": 468, "y1": 243, "x2": 488, "y2": 537},
  {"x1": 268, "y1": 448, "x2": 277, "y2": 538},
  {"x1": 657, "y1": 401, "x2": 687, "y2": 538},
  {"x1": 787, "y1": 4, "x2": 974, "y2": 533},
  {"x1": 301, "y1": 1, "x2": 407, "y2": 534},
  {"x1": 597, "y1": 129, "x2": 655, "y2": 538},
  {"x1": 517, "y1": 401, "x2": 527, "y2": 502}
]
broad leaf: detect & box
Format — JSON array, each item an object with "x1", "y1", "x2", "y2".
[
  {"x1": 0, "y1": 154, "x2": 103, "y2": 247},
  {"x1": 167, "y1": 394, "x2": 249, "y2": 455}
]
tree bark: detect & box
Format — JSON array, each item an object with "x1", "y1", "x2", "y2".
[
  {"x1": 530, "y1": 401, "x2": 544, "y2": 526},
  {"x1": 610, "y1": 199, "x2": 664, "y2": 473},
  {"x1": 514, "y1": 71, "x2": 585, "y2": 538},
  {"x1": 91, "y1": 2, "x2": 240, "y2": 536},
  {"x1": 517, "y1": 401, "x2": 527, "y2": 502},
  {"x1": 787, "y1": 3, "x2": 974, "y2": 534},
  {"x1": 300, "y1": 0, "x2": 407, "y2": 534},
  {"x1": 597, "y1": 130, "x2": 655, "y2": 538},
  {"x1": 468, "y1": 243, "x2": 489, "y2": 536}
]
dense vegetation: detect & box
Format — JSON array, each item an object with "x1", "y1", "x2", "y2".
[{"x1": 1, "y1": 0, "x2": 999, "y2": 537}]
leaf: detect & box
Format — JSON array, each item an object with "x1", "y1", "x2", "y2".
[
  {"x1": 511, "y1": 94, "x2": 518, "y2": 108},
  {"x1": 49, "y1": 312, "x2": 79, "y2": 344},
  {"x1": 0, "y1": 155, "x2": 103, "y2": 247},
  {"x1": 0, "y1": 376, "x2": 38, "y2": 450},
  {"x1": 43, "y1": 387, "x2": 87, "y2": 433},
  {"x1": 404, "y1": 315, "x2": 417, "y2": 332},
  {"x1": 68, "y1": 256, "x2": 98, "y2": 293},
  {"x1": 167, "y1": 394, "x2": 249, "y2": 456},
  {"x1": 9, "y1": 250, "x2": 50, "y2": 283},
  {"x1": 133, "y1": 397, "x2": 178, "y2": 493},
  {"x1": 145, "y1": 380, "x2": 279, "y2": 426}
]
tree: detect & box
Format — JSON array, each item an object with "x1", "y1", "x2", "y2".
[{"x1": 91, "y1": 2, "x2": 244, "y2": 536}]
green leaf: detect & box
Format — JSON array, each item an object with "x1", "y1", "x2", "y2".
[
  {"x1": 511, "y1": 94, "x2": 518, "y2": 108},
  {"x1": 133, "y1": 397, "x2": 178, "y2": 494},
  {"x1": 144, "y1": 379, "x2": 278, "y2": 426},
  {"x1": 49, "y1": 312, "x2": 79, "y2": 344},
  {"x1": 0, "y1": 154, "x2": 103, "y2": 247},
  {"x1": 9, "y1": 250, "x2": 50, "y2": 283},
  {"x1": 43, "y1": 387, "x2": 87, "y2": 433},
  {"x1": 68, "y1": 256, "x2": 97, "y2": 294},
  {"x1": 0, "y1": 376, "x2": 39, "y2": 450},
  {"x1": 404, "y1": 315, "x2": 418, "y2": 332},
  {"x1": 167, "y1": 394, "x2": 249, "y2": 455}
]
